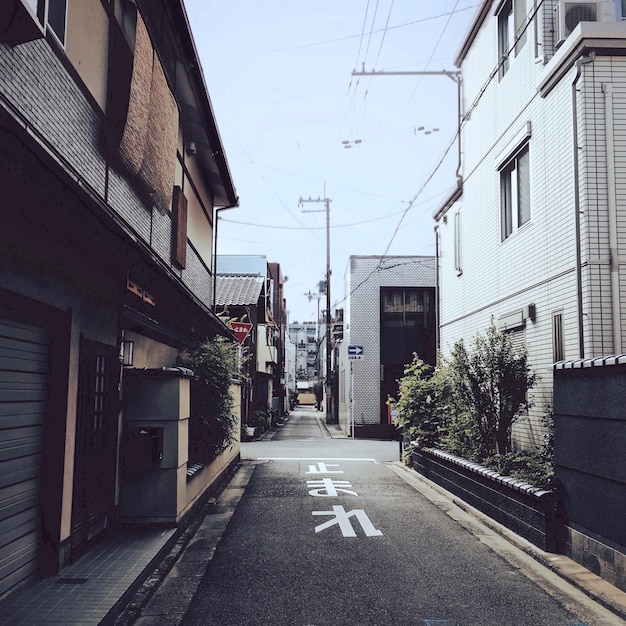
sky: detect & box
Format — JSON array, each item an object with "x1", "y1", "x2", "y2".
[{"x1": 184, "y1": 0, "x2": 480, "y2": 323}]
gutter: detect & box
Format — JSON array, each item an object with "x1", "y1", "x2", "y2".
[
  {"x1": 212, "y1": 203, "x2": 239, "y2": 314},
  {"x1": 571, "y1": 54, "x2": 595, "y2": 359},
  {"x1": 602, "y1": 82, "x2": 623, "y2": 353}
]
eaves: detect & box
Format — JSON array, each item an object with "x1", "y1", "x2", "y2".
[
  {"x1": 537, "y1": 22, "x2": 626, "y2": 98},
  {"x1": 433, "y1": 180, "x2": 463, "y2": 222}
]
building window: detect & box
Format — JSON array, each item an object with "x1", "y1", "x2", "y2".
[
  {"x1": 381, "y1": 288, "x2": 433, "y2": 328},
  {"x1": 497, "y1": 0, "x2": 527, "y2": 78},
  {"x1": 500, "y1": 143, "x2": 530, "y2": 241},
  {"x1": 553, "y1": 312, "x2": 565, "y2": 362},
  {"x1": 46, "y1": 0, "x2": 67, "y2": 45},
  {"x1": 28, "y1": 0, "x2": 67, "y2": 45}
]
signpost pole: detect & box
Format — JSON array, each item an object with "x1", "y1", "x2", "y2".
[{"x1": 350, "y1": 361, "x2": 354, "y2": 438}]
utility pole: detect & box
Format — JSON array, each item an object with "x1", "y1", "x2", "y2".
[
  {"x1": 300, "y1": 195, "x2": 333, "y2": 424},
  {"x1": 352, "y1": 66, "x2": 463, "y2": 182}
]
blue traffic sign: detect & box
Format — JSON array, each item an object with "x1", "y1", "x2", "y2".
[{"x1": 348, "y1": 345, "x2": 364, "y2": 359}]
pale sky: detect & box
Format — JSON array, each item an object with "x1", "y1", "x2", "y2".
[{"x1": 184, "y1": 1, "x2": 479, "y2": 323}]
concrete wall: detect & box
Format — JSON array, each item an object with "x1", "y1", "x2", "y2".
[
  {"x1": 411, "y1": 447, "x2": 562, "y2": 552},
  {"x1": 554, "y1": 359, "x2": 626, "y2": 592}
]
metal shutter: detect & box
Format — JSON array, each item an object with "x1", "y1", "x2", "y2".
[{"x1": 0, "y1": 318, "x2": 48, "y2": 596}]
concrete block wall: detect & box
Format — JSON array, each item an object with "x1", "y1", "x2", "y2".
[{"x1": 554, "y1": 360, "x2": 626, "y2": 593}]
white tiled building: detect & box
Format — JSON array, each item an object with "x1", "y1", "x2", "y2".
[
  {"x1": 338, "y1": 256, "x2": 436, "y2": 438},
  {"x1": 436, "y1": 0, "x2": 626, "y2": 450}
]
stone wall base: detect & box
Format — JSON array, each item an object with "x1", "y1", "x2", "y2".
[{"x1": 565, "y1": 526, "x2": 626, "y2": 593}]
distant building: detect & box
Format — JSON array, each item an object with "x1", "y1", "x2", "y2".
[
  {"x1": 216, "y1": 256, "x2": 287, "y2": 420},
  {"x1": 288, "y1": 321, "x2": 320, "y2": 381},
  {"x1": 337, "y1": 256, "x2": 437, "y2": 438}
]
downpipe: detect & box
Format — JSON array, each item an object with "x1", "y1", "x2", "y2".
[
  {"x1": 602, "y1": 82, "x2": 623, "y2": 354},
  {"x1": 571, "y1": 53, "x2": 595, "y2": 358}
]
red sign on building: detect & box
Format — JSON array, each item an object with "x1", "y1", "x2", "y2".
[{"x1": 229, "y1": 321, "x2": 253, "y2": 345}]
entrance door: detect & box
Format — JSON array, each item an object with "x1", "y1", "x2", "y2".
[{"x1": 70, "y1": 339, "x2": 119, "y2": 561}]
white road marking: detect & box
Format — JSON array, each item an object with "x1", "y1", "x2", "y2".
[{"x1": 312, "y1": 506, "x2": 383, "y2": 537}]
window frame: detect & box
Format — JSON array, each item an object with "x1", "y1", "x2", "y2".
[
  {"x1": 497, "y1": 0, "x2": 513, "y2": 78},
  {"x1": 552, "y1": 311, "x2": 565, "y2": 362},
  {"x1": 454, "y1": 211, "x2": 462, "y2": 276},
  {"x1": 381, "y1": 288, "x2": 433, "y2": 329},
  {"x1": 46, "y1": 0, "x2": 67, "y2": 45},
  {"x1": 28, "y1": 0, "x2": 67, "y2": 46},
  {"x1": 497, "y1": 0, "x2": 527, "y2": 79},
  {"x1": 500, "y1": 142, "x2": 530, "y2": 241}
]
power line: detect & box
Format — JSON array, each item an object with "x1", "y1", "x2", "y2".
[
  {"x1": 338, "y1": 130, "x2": 459, "y2": 302},
  {"x1": 214, "y1": 5, "x2": 480, "y2": 57},
  {"x1": 229, "y1": 156, "x2": 410, "y2": 205},
  {"x1": 220, "y1": 190, "x2": 449, "y2": 231}
]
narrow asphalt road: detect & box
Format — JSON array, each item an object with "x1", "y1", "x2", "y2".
[{"x1": 133, "y1": 407, "x2": 623, "y2": 626}]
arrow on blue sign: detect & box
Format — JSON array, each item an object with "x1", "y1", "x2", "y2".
[{"x1": 348, "y1": 345, "x2": 364, "y2": 356}]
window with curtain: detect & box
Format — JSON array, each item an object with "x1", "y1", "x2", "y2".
[{"x1": 381, "y1": 288, "x2": 433, "y2": 328}]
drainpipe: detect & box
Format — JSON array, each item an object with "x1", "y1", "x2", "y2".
[
  {"x1": 455, "y1": 73, "x2": 463, "y2": 184},
  {"x1": 212, "y1": 201, "x2": 239, "y2": 314},
  {"x1": 602, "y1": 82, "x2": 623, "y2": 354},
  {"x1": 434, "y1": 224, "x2": 441, "y2": 362},
  {"x1": 571, "y1": 54, "x2": 595, "y2": 359}
]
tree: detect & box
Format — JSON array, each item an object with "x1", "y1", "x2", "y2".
[
  {"x1": 178, "y1": 335, "x2": 239, "y2": 458},
  {"x1": 450, "y1": 322, "x2": 538, "y2": 456},
  {"x1": 392, "y1": 356, "x2": 452, "y2": 448}
]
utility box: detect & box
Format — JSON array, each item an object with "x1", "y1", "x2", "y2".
[{"x1": 119, "y1": 367, "x2": 193, "y2": 525}]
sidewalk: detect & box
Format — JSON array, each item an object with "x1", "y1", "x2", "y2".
[
  {"x1": 0, "y1": 527, "x2": 177, "y2": 625},
  {"x1": 0, "y1": 467, "x2": 238, "y2": 625}
]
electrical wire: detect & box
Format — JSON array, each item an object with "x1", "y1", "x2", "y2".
[
  {"x1": 215, "y1": 5, "x2": 480, "y2": 58},
  {"x1": 339, "y1": 129, "x2": 459, "y2": 302},
  {"x1": 219, "y1": 190, "x2": 447, "y2": 230}
]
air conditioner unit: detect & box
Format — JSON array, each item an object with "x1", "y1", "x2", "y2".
[{"x1": 556, "y1": 1, "x2": 616, "y2": 46}]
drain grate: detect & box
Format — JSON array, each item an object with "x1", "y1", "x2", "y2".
[{"x1": 56, "y1": 577, "x2": 88, "y2": 585}]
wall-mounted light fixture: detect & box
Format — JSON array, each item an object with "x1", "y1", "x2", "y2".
[
  {"x1": 121, "y1": 340, "x2": 134, "y2": 366},
  {"x1": 186, "y1": 141, "x2": 197, "y2": 157}
]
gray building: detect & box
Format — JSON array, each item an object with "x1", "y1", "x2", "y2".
[{"x1": 338, "y1": 256, "x2": 437, "y2": 438}]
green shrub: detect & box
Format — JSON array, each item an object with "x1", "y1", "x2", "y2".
[
  {"x1": 482, "y1": 451, "x2": 556, "y2": 491},
  {"x1": 178, "y1": 335, "x2": 239, "y2": 459},
  {"x1": 449, "y1": 321, "x2": 538, "y2": 456},
  {"x1": 392, "y1": 356, "x2": 452, "y2": 449},
  {"x1": 392, "y1": 324, "x2": 553, "y2": 489}
]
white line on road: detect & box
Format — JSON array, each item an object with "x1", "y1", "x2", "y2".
[{"x1": 256, "y1": 457, "x2": 377, "y2": 461}]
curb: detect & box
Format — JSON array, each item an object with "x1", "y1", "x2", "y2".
[
  {"x1": 113, "y1": 461, "x2": 244, "y2": 626},
  {"x1": 390, "y1": 461, "x2": 626, "y2": 624}
]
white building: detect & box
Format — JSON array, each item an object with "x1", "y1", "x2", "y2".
[
  {"x1": 436, "y1": 0, "x2": 626, "y2": 450},
  {"x1": 288, "y1": 321, "x2": 320, "y2": 381},
  {"x1": 338, "y1": 256, "x2": 437, "y2": 438}
]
